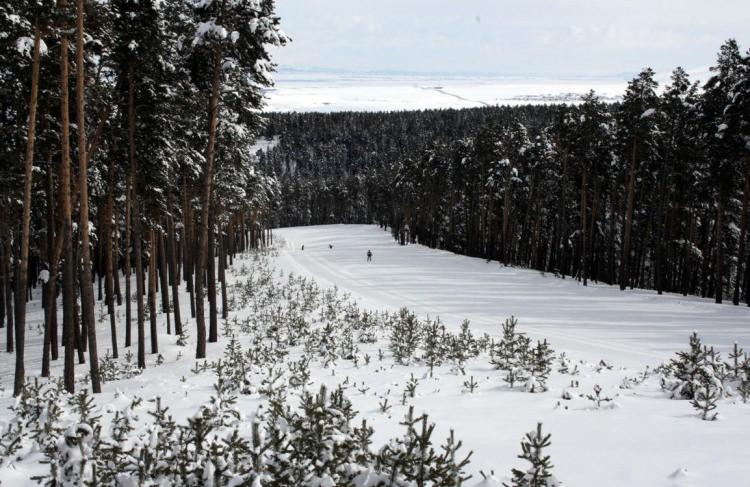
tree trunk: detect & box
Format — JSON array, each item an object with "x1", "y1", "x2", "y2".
[
  {"x1": 501, "y1": 162, "x2": 513, "y2": 266},
  {"x1": 580, "y1": 167, "x2": 588, "y2": 286},
  {"x1": 733, "y1": 163, "x2": 750, "y2": 305},
  {"x1": 75, "y1": 0, "x2": 101, "y2": 393},
  {"x1": 158, "y1": 229, "x2": 171, "y2": 334},
  {"x1": 167, "y1": 213, "x2": 182, "y2": 336},
  {"x1": 134, "y1": 200, "x2": 145, "y2": 368},
  {"x1": 715, "y1": 190, "x2": 725, "y2": 304},
  {"x1": 148, "y1": 229, "x2": 159, "y2": 354},
  {"x1": 43, "y1": 158, "x2": 58, "y2": 376},
  {"x1": 3, "y1": 238, "x2": 14, "y2": 354},
  {"x1": 219, "y1": 223, "x2": 228, "y2": 320},
  {"x1": 208, "y1": 209, "x2": 218, "y2": 343},
  {"x1": 104, "y1": 154, "x2": 118, "y2": 358},
  {"x1": 13, "y1": 25, "x2": 43, "y2": 396},
  {"x1": 195, "y1": 46, "x2": 222, "y2": 359},
  {"x1": 58, "y1": 0, "x2": 76, "y2": 393},
  {"x1": 620, "y1": 137, "x2": 638, "y2": 291}
]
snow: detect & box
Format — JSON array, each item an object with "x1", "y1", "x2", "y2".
[
  {"x1": 14, "y1": 37, "x2": 47, "y2": 59},
  {"x1": 641, "y1": 108, "x2": 657, "y2": 118},
  {"x1": 193, "y1": 20, "x2": 228, "y2": 46},
  {"x1": 1, "y1": 223, "x2": 749, "y2": 486},
  {"x1": 264, "y1": 71, "x2": 628, "y2": 112},
  {"x1": 274, "y1": 225, "x2": 750, "y2": 367}
]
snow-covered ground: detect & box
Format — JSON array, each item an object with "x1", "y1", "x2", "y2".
[
  {"x1": 273, "y1": 225, "x2": 750, "y2": 486},
  {"x1": 263, "y1": 71, "x2": 628, "y2": 112},
  {"x1": 275, "y1": 225, "x2": 750, "y2": 368},
  {"x1": 1, "y1": 223, "x2": 748, "y2": 486}
]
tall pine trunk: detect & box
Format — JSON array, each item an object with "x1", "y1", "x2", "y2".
[
  {"x1": 13, "y1": 25, "x2": 43, "y2": 396},
  {"x1": 75, "y1": 0, "x2": 101, "y2": 393},
  {"x1": 620, "y1": 138, "x2": 638, "y2": 291},
  {"x1": 158, "y1": 229, "x2": 171, "y2": 334},
  {"x1": 105, "y1": 154, "x2": 118, "y2": 358},
  {"x1": 219, "y1": 223, "x2": 228, "y2": 319},
  {"x1": 733, "y1": 162, "x2": 750, "y2": 305},
  {"x1": 195, "y1": 47, "x2": 222, "y2": 359},
  {"x1": 3, "y1": 237, "x2": 13, "y2": 353},
  {"x1": 208, "y1": 209, "x2": 218, "y2": 343},
  {"x1": 148, "y1": 229, "x2": 158, "y2": 353},
  {"x1": 715, "y1": 190, "x2": 725, "y2": 304},
  {"x1": 58, "y1": 0, "x2": 76, "y2": 393},
  {"x1": 580, "y1": 168, "x2": 588, "y2": 286}
]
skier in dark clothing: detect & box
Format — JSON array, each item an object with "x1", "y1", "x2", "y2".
[
  {"x1": 367, "y1": 249, "x2": 372, "y2": 262},
  {"x1": 329, "y1": 244, "x2": 333, "y2": 250},
  {"x1": 301, "y1": 245, "x2": 304, "y2": 251}
]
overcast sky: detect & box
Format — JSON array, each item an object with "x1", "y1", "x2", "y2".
[{"x1": 271, "y1": 0, "x2": 750, "y2": 77}]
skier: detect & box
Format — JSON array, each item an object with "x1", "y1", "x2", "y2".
[
  {"x1": 367, "y1": 249, "x2": 372, "y2": 262},
  {"x1": 301, "y1": 245, "x2": 304, "y2": 251},
  {"x1": 329, "y1": 244, "x2": 333, "y2": 250}
]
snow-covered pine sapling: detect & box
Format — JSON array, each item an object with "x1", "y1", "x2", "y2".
[
  {"x1": 436, "y1": 429, "x2": 473, "y2": 486},
  {"x1": 662, "y1": 332, "x2": 724, "y2": 400},
  {"x1": 353, "y1": 418, "x2": 375, "y2": 466},
  {"x1": 586, "y1": 384, "x2": 613, "y2": 409},
  {"x1": 737, "y1": 375, "x2": 750, "y2": 403},
  {"x1": 364, "y1": 353, "x2": 371, "y2": 365},
  {"x1": 506, "y1": 422, "x2": 562, "y2": 487},
  {"x1": 390, "y1": 307, "x2": 422, "y2": 365},
  {"x1": 58, "y1": 424, "x2": 97, "y2": 486},
  {"x1": 692, "y1": 382, "x2": 719, "y2": 421},
  {"x1": 405, "y1": 373, "x2": 419, "y2": 398},
  {"x1": 259, "y1": 366, "x2": 287, "y2": 398},
  {"x1": 289, "y1": 357, "x2": 312, "y2": 389},
  {"x1": 526, "y1": 340, "x2": 554, "y2": 393},
  {"x1": 379, "y1": 397, "x2": 392, "y2": 414},
  {"x1": 99, "y1": 350, "x2": 119, "y2": 383},
  {"x1": 491, "y1": 316, "x2": 533, "y2": 389},
  {"x1": 557, "y1": 353, "x2": 570, "y2": 374},
  {"x1": 423, "y1": 318, "x2": 446, "y2": 376},
  {"x1": 728, "y1": 343, "x2": 745, "y2": 379},
  {"x1": 596, "y1": 359, "x2": 613, "y2": 372},
  {"x1": 463, "y1": 375, "x2": 479, "y2": 393}
]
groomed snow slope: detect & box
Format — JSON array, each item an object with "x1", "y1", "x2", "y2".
[
  {"x1": 275, "y1": 224, "x2": 750, "y2": 368},
  {"x1": 272, "y1": 224, "x2": 750, "y2": 487}
]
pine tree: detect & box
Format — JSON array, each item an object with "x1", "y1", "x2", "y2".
[{"x1": 505, "y1": 423, "x2": 562, "y2": 487}]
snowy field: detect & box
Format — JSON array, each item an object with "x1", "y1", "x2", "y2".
[
  {"x1": 1, "y1": 224, "x2": 749, "y2": 486},
  {"x1": 262, "y1": 69, "x2": 712, "y2": 112},
  {"x1": 263, "y1": 71, "x2": 628, "y2": 112}
]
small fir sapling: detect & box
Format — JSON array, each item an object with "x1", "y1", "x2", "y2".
[
  {"x1": 405, "y1": 373, "x2": 419, "y2": 398},
  {"x1": 463, "y1": 375, "x2": 479, "y2": 393},
  {"x1": 692, "y1": 382, "x2": 719, "y2": 421},
  {"x1": 390, "y1": 307, "x2": 422, "y2": 365},
  {"x1": 505, "y1": 423, "x2": 562, "y2": 487},
  {"x1": 423, "y1": 317, "x2": 446, "y2": 376},
  {"x1": 586, "y1": 384, "x2": 613, "y2": 409},
  {"x1": 662, "y1": 332, "x2": 724, "y2": 400}
]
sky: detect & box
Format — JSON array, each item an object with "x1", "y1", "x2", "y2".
[{"x1": 271, "y1": 0, "x2": 750, "y2": 77}]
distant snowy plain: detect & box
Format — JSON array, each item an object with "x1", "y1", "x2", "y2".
[{"x1": 263, "y1": 69, "x2": 712, "y2": 112}]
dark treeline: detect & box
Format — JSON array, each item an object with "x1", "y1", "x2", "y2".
[
  {"x1": 1, "y1": 0, "x2": 286, "y2": 396},
  {"x1": 263, "y1": 40, "x2": 750, "y2": 306}
]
